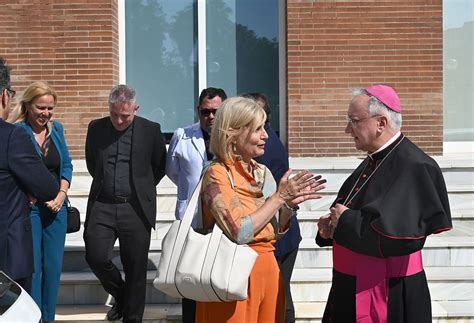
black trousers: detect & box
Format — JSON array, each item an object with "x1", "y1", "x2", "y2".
[
  {"x1": 275, "y1": 247, "x2": 299, "y2": 323},
  {"x1": 84, "y1": 200, "x2": 151, "y2": 323}
]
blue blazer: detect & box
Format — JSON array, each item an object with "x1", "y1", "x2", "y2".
[
  {"x1": 0, "y1": 120, "x2": 59, "y2": 279},
  {"x1": 17, "y1": 121, "x2": 73, "y2": 186},
  {"x1": 254, "y1": 123, "x2": 302, "y2": 256}
]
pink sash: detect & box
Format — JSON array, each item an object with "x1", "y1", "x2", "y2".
[{"x1": 333, "y1": 241, "x2": 423, "y2": 323}]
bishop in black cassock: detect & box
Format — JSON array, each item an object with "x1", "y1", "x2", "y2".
[{"x1": 316, "y1": 85, "x2": 452, "y2": 323}]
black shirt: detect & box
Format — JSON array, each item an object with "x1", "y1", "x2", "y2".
[
  {"x1": 100, "y1": 122, "x2": 134, "y2": 198},
  {"x1": 41, "y1": 136, "x2": 60, "y2": 183}
]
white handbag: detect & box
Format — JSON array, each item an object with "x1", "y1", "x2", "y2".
[{"x1": 153, "y1": 173, "x2": 258, "y2": 302}]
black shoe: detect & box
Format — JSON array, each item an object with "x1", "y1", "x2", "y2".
[{"x1": 106, "y1": 299, "x2": 124, "y2": 321}]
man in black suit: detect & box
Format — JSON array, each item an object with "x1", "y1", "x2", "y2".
[
  {"x1": 84, "y1": 84, "x2": 167, "y2": 322},
  {"x1": 0, "y1": 57, "x2": 59, "y2": 292}
]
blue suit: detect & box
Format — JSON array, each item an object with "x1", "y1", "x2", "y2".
[
  {"x1": 0, "y1": 119, "x2": 58, "y2": 286},
  {"x1": 254, "y1": 123, "x2": 302, "y2": 254},
  {"x1": 254, "y1": 122, "x2": 301, "y2": 323},
  {"x1": 17, "y1": 120, "x2": 73, "y2": 321}
]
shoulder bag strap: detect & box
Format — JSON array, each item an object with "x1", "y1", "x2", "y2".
[
  {"x1": 180, "y1": 163, "x2": 214, "y2": 229},
  {"x1": 181, "y1": 177, "x2": 204, "y2": 229}
]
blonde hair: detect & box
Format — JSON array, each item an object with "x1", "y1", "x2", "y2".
[
  {"x1": 210, "y1": 96, "x2": 266, "y2": 161},
  {"x1": 8, "y1": 81, "x2": 58, "y2": 134}
]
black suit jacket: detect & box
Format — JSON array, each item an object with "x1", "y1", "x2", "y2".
[
  {"x1": 0, "y1": 120, "x2": 59, "y2": 279},
  {"x1": 85, "y1": 116, "x2": 166, "y2": 228}
]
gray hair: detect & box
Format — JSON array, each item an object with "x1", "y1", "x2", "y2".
[
  {"x1": 352, "y1": 88, "x2": 402, "y2": 130},
  {"x1": 108, "y1": 84, "x2": 137, "y2": 106}
]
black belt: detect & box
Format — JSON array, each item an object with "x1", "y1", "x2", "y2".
[{"x1": 96, "y1": 195, "x2": 136, "y2": 204}]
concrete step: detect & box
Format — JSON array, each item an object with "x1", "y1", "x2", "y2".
[
  {"x1": 298, "y1": 233, "x2": 474, "y2": 269},
  {"x1": 61, "y1": 219, "x2": 473, "y2": 271},
  {"x1": 66, "y1": 157, "x2": 473, "y2": 229},
  {"x1": 67, "y1": 192, "x2": 474, "y2": 225},
  {"x1": 290, "y1": 266, "x2": 474, "y2": 303},
  {"x1": 68, "y1": 155, "x2": 474, "y2": 201},
  {"x1": 68, "y1": 172, "x2": 474, "y2": 198},
  {"x1": 64, "y1": 196, "x2": 474, "y2": 242},
  {"x1": 53, "y1": 300, "x2": 474, "y2": 322},
  {"x1": 55, "y1": 304, "x2": 181, "y2": 322},
  {"x1": 58, "y1": 158, "x2": 474, "y2": 321},
  {"x1": 56, "y1": 266, "x2": 474, "y2": 305},
  {"x1": 61, "y1": 235, "x2": 474, "y2": 273}
]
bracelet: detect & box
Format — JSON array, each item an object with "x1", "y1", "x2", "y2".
[
  {"x1": 59, "y1": 189, "x2": 68, "y2": 196},
  {"x1": 283, "y1": 202, "x2": 299, "y2": 214}
]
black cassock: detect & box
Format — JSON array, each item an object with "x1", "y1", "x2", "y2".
[{"x1": 317, "y1": 134, "x2": 452, "y2": 323}]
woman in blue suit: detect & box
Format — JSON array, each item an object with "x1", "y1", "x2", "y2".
[{"x1": 8, "y1": 81, "x2": 72, "y2": 322}]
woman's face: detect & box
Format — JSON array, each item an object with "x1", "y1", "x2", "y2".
[
  {"x1": 27, "y1": 94, "x2": 55, "y2": 129},
  {"x1": 235, "y1": 118, "x2": 268, "y2": 162}
]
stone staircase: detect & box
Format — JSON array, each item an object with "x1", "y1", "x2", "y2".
[{"x1": 55, "y1": 155, "x2": 474, "y2": 322}]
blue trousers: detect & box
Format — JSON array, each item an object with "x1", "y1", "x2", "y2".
[{"x1": 30, "y1": 203, "x2": 67, "y2": 321}]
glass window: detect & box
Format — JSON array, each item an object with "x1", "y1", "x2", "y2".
[
  {"x1": 124, "y1": 0, "x2": 280, "y2": 138},
  {"x1": 125, "y1": 0, "x2": 198, "y2": 136},
  {"x1": 443, "y1": 0, "x2": 474, "y2": 141},
  {"x1": 206, "y1": 0, "x2": 280, "y2": 128}
]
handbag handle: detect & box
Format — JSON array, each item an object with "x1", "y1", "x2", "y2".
[
  {"x1": 180, "y1": 178, "x2": 203, "y2": 230},
  {"x1": 179, "y1": 163, "x2": 226, "y2": 234}
]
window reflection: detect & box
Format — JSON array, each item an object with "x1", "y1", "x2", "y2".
[
  {"x1": 207, "y1": 0, "x2": 280, "y2": 130},
  {"x1": 125, "y1": 0, "x2": 197, "y2": 135},
  {"x1": 443, "y1": 0, "x2": 474, "y2": 141},
  {"x1": 125, "y1": 0, "x2": 280, "y2": 136}
]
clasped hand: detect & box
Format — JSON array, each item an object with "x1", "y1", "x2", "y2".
[
  {"x1": 45, "y1": 191, "x2": 66, "y2": 214},
  {"x1": 318, "y1": 203, "x2": 348, "y2": 239},
  {"x1": 278, "y1": 169, "x2": 326, "y2": 207}
]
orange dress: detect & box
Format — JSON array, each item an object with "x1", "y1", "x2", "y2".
[{"x1": 195, "y1": 156, "x2": 286, "y2": 323}]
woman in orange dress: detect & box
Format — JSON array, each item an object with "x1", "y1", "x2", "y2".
[{"x1": 196, "y1": 97, "x2": 326, "y2": 323}]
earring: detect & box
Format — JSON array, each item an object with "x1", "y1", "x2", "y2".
[{"x1": 232, "y1": 143, "x2": 237, "y2": 153}]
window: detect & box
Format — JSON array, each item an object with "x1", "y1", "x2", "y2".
[
  {"x1": 123, "y1": 0, "x2": 281, "y2": 140},
  {"x1": 443, "y1": 0, "x2": 474, "y2": 142}
]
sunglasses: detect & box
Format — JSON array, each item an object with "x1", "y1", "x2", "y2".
[
  {"x1": 199, "y1": 108, "x2": 218, "y2": 117},
  {"x1": 5, "y1": 88, "x2": 15, "y2": 99}
]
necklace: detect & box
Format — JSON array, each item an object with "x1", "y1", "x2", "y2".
[{"x1": 342, "y1": 135, "x2": 405, "y2": 206}]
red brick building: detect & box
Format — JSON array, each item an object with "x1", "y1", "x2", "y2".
[{"x1": 0, "y1": 1, "x2": 452, "y2": 158}]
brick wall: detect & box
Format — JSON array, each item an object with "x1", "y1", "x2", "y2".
[
  {"x1": 0, "y1": 0, "x2": 119, "y2": 159},
  {"x1": 286, "y1": 0, "x2": 443, "y2": 156},
  {"x1": 1, "y1": 1, "x2": 443, "y2": 158}
]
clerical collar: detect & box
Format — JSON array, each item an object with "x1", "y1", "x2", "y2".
[{"x1": 368, "y1": 131, "x2": 402, "y2": 161}]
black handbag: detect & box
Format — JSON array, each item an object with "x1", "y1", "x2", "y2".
[{"x1": 66, "y1": 198, "x2": 81, "y2": 233}]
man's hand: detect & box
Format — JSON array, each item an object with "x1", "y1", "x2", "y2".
[
  {"x1": 318, "y1": 214, "x2": 334, "y2": 239},
  {"x1": 27, "y1": 193, "x2": 37, "y2": 207},
  {"x1": 329, "y1": 203, "x2": 348, "y2": 229}
]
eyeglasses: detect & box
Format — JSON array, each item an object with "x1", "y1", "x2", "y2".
[
  {"x1": 347, "y1": 114, "x2": 381, "y2": 126},
  {"x1": 199, "y1": 108, "x2": 218, "y2": 117},
  {"x1": 5, "y1": 88, "x2": 15, "y2": 99}
]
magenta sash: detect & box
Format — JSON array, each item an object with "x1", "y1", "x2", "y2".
[{"x1": 333, "y1": 241, "x2": 423, "y2": 323}]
